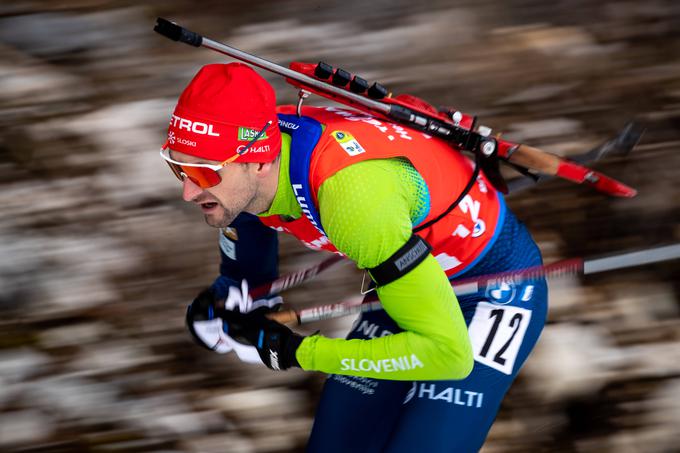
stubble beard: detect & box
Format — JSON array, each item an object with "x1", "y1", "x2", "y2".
[
  {"x1": 204, "y1": 204, "x2": 238, "y2": 229},
  {"x1": 199, "y1": 165, "x2": 267, "y2": 229},
  {"x1": 203, "y1": 185, "x2": 258, "y2": 229}
]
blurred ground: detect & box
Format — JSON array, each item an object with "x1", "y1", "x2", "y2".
[{"x1": 1, "y1": 0, "x2": 679, "y2": 452}]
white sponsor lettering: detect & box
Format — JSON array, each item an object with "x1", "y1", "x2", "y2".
[
  {"x1": 176, "y1": 137, "x2": 197, "y2": 147},
  {"x1": 325, "y1": 107, "x2": 414, "y2": 141},
  {"x1": 414, "y1": 383, "x2": 484, "y2": 408},
  {"x1": 354, "y1": 320, "x2": 393, "y2": 339},
  {"x1": 291, "y1": 183, "x2": 324, "y2": 235},
  {"x1": 362, "y1": 117, "x2": 389, "y2": 133},
  {"x1": 278, "y1": 119, "x2": 300, "y2": 130},
  {"x1": 168, "y1": 130, "x2": 197, "y2": 147},
  {"x1": 395, "y1": 240, "x2": 428, "y2": 271},
  {"x1": 269, "y1": 349, "x2": 280, "y2": 370},
  {"x1": 452, "y1": 224, "x2": 471, "y2": 238},
  {"x1": 302, "y1": 235, "x2": 331, "y2": 251},
  {"x1": 435, "y1": 253, "x2": 462, "y2": 271},
  {"x1": 459, "y1": 194, "x2": 480, "y2": 223},
  {"x1": 325, "y1": 107, "x2": 394, "y2": 135},
  {"x1": 170, "y1": 115, "x2": 220, "y2": 136},
  {"x1": 340, "y1": 354, "x2": 424, "y2": 373},
  {"x1": 331, "y1": 375, "x2": 378, "y2": 395},
  {"x1": 458, "y1": 194, "x2": 486, "y2": 238},
  {"x1": 391, "y1": 124, "x2": 412, "y2": 140},
  {"x1": 237, "y1": 144, "x2": 270, "y2": 154},
  {"x1": 476, "y1": 176, "x2": 488, "y2": 193}
]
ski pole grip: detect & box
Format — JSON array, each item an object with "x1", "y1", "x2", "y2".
[
  {"x1": 154, "y1": 17, "x2": 203, "y2": 47},
  {"x1": 267, "y1": 309, "x2": 300, "y2": 326}
]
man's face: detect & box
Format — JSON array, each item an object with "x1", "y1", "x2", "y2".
[{"x1": 169, "y1": 150, "x2": 258, "y2": 228}]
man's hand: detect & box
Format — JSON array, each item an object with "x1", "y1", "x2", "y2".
[
  {"x1": 185, "y1": 280, "x2": 281, "y2": 364},
  {"x1": 222, "y1": 308, "x2": 305, "y2": 370}
]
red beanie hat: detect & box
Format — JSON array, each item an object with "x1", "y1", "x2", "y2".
[{"x1": 165, "y1": 63, "x2": 281, "y2": 163}]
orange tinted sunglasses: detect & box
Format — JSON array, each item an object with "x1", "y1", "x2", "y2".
[{"x1": 159, "y1": 120, "x2": 272, "y2": 189}]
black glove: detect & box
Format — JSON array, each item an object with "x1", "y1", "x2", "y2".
[
  {"x1": 186, "y1": 287, "x2": 222, "y2": 352},
  {"x1": 222, "y1": 307, "x2": 305, "y2": 370},
  {"x1": 186, "y1": 280, "x2": 286, "y2": 362}
]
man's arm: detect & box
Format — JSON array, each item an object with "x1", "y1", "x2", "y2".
[
  {"x1": 295, "y1": 159, "x2": 473, "y2": 381},
  {"x1": 186, "y1": 212, "x2": 282, "y2": 363}
]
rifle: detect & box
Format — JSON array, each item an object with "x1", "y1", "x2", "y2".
[{"x1": 153, "y1": 17, "x2": 642, "y2": 200}]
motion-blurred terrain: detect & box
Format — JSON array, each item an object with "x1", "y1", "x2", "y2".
[{"x1": 1, "y1": 1, "x2": 679, "y2": 452}]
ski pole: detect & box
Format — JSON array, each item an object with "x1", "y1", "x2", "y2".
[
  {"x1": 268, "y1": 243, "x2": 680, "y2": 325},
  {"x1": 248, "y1": 254, "x2": 344, "y2": 300}
]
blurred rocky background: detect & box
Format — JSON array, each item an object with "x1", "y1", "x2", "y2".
[{"x1": 1, "y1": 0, "x2": 679, "y2": 452}]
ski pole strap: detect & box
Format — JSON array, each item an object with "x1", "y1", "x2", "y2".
[{"x1": 367, "y1": 234, "x2": 432, "y2": 287}]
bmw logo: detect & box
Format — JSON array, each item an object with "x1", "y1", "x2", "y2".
[
  {"x1": 472, "y1": 219, "x2": 486, "y2": 238},
  {"x1": 485, "y1": 279, "x2": 516, "y2": 305}
]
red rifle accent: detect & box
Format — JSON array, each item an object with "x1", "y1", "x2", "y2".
[{"x1": 556, "y1": 160, "x2": 637, "y2": 197}]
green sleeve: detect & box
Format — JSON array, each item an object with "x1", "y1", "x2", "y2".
[{"x1": 294, "y1": 159, "x2": 473, "y2": 380}]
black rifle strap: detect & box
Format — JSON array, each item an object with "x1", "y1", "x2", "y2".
[
  {"x1": 367, "y1": 234, "x2": 433, "y2": 287},
  {"x1": 413, "y1": 150, "x2": 482, "y2": 233}
]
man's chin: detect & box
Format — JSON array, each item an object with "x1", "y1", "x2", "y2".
[{"x1": 203, "y1": 210, "x2": 235, "y2": 229}]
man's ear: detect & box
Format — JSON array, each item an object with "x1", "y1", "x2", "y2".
[
  {"x1": 254, "y1": 161, "x2": 275, "y2": 178},
  {"x1": 253, "y1": 153, "x2": 280, "y2": 178}
]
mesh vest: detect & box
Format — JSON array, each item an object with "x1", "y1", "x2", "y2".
[{"x1": 260, "y1": 106, "x2": 506, "y2": 278}]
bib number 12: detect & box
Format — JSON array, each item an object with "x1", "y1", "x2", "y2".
[{"x1": 468, "y1": 302, "x2": 532, "y2": 375}]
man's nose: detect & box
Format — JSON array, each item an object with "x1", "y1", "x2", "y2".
[{"x1": 182, "y1": 177, "x2": 203, "y2": 202}]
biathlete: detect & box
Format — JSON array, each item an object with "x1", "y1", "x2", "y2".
[{"x1": 162, "y1": 62, "x2": 548, "y2": 452}]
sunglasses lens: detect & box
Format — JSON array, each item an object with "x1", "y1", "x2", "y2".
[
  {"x1": 165, "y1": 163, "x2": 221, "y2": 189},
  {"x1": 161, "y1": 151, "x2": 222, "y2": 188},
  {"x1": 183, "y1": 166, "x2": 222, "y2": 188}
]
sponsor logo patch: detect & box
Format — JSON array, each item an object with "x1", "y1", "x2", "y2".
[
  {"x1": 222, "y1": 227, "x2": 238, "y2": 241},
  {"x1": 167, "y1": 131, "x2": 197, "y2": 148},
  {"x1": 237, "y1": 144, "x2": 270, "y2": 154},
  {"x1": 219, "y1": 229, "x2": 236, "y2": 260},
  {"x1": 269, "y1": 350, "x2": 280, "y2": 370},
  {"x1": 332, "y1": 130, "x2": 365, "y2": 156},
  {"x1": 238, "y1": 126, "x2": 268, "y2": 141},
  {"x1": 472, "y1": 219, "x2": 486, "y2": 237},
  {"x1": 395, "y1": 240, "x2": 429, "y2": 271},
  {"x1": 485, "y1": 279, "x2": 516, "y2": 305}
]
